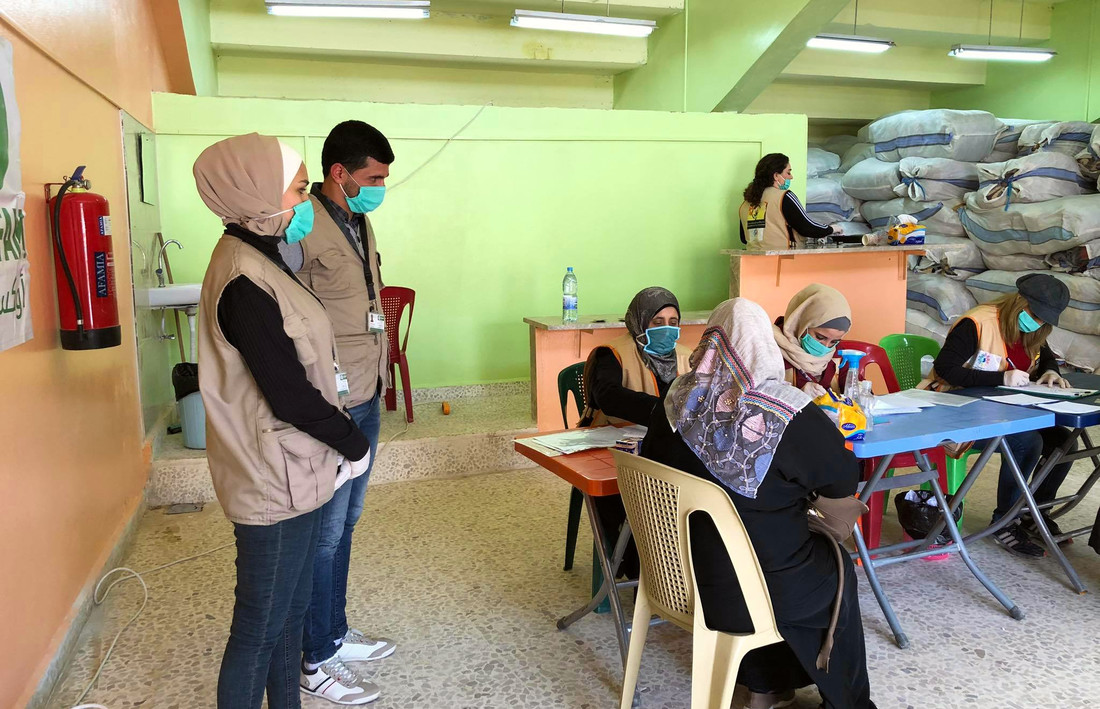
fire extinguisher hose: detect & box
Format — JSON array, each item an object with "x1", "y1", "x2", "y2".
[{"x1": 52, "y1": 176, "x2": 84, "y2": 335}]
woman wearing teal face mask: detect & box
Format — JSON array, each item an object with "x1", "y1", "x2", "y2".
[
  {"x1": 195, "y1": 133, "x2": 373, "y2": 708},
  {"x1": 579, "y1": 287, "x2": 693, "y2": 580},
  {"x1": 773, "y1": 284, "x2": 852, "y2": 398},
  {"x1": 929, "y1": 273, "x2": 1075, "y2": 558},
  {"x1": 739, "y1": 153, "x2": 841, "y2": 250}
]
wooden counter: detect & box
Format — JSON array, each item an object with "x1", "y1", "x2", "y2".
[{"x1": 524, "y1": 312, "x2": 711, "y2": 431}]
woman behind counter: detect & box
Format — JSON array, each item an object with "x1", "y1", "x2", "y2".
[
  {"x1": 194, "y1": 133, "x2": 376, "y2": 708},
  {"x1": 774, "y1": 284, "x2": 852, "y2": 398},
  {"x1": 739, "y1": 153, "x2": 840, "y2": 250},
  {"x1": 642, "y1": 298, "x2": 875, "y2": 709}
]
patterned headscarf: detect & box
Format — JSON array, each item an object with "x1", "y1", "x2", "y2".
[
  {"x1": 665, "y1": 298, "x2": 812, "y2": 499},
  {"x1": 624, "y1": 286, "x2": 681, "y2": 384}
]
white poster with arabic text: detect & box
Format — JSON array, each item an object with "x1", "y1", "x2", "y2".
[{"x1": 0, "y1": 37, "x2": 29, "y2": 351}]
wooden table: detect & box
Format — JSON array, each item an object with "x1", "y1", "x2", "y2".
[
  {"x1": 723, "y1": 244, "x2": 926, "y2": 346},
  {"x1": 524, "y1": 312, "x2": 711, "y2": 431},
  {"x1": 514, "y1": 432, "x2": 635, "y2": 666}
]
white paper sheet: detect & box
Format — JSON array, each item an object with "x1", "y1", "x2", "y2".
[
  {"x1": 984, "y1": 393, "x2": 1057, "y2": 406},
  {"x1": 895, "y1": 389, "x2": 976, "y2": 407},
  {"x1": 996, "y1": 383, "x2": 1098, "y2": 399},
  {"x1": 526, "y1": 425, "x2": 648, "y2": 455},
  {"x1": 876, "y1": 393, "x2": 937, "y2": 410},
  {"x1": 1035, "y1": 401, "x2": 1100, "y2": 415}
]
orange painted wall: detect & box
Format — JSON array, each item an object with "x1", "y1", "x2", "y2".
[{"x1": 0, "y1": 4, "x2": 187, "y2": 706}]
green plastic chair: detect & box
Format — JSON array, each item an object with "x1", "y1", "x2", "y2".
[
  {"x1": 879, "y1": 333, "x2": 973, "y2": 520},
  {"x1": 557, "y1": 362, "x2": 611, "y2": 613}
]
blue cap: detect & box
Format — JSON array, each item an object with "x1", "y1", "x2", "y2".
[{"x1": 567, "y1": 267, "x2": 573, "y2": 272}]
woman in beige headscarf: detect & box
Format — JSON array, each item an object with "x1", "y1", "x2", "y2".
[
  {"x1": 194, "y1": 133, "x2": 376, "y2": 708},
  {"x1": 773, "y1": 284, "x2": 852, "y2": 398}
]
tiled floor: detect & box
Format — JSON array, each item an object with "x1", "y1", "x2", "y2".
[{"x1": 52, "y1": 451, "x2": 1100, "y2": 709}]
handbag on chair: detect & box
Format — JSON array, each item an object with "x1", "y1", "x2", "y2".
[{"x1": 806, "y1": 494, "x2": 868, "y2": 670}]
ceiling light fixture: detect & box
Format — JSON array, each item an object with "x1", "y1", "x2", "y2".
[
  {"x1": 510, "y1": 9, "x2": 655, "y2": 38},
  {"x1": 949, "y1": 1, "x2": 1055, "y2": 62},
  {"x1": 265, "y1": 0, "x2": 430, "y2": 19},
  {"x1": 807, "y1": 1, "x2": 894, "y2": 54},
  {"x1": 807, "y1": 34, "x2": 894, "y2": 53}
]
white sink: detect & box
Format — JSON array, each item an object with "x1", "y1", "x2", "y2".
[{"x1": 138, "y1": 283, "x2": 201, "y2": 309}]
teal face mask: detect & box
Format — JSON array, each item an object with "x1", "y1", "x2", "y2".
[
  {"x1": 801, "y1": 332, "x2": 835, "y2": 357},
  {"x1": 283, "y1": 200, "x2": 315, "y2": 244},
  {"x1": 1018, "y1": 310, "x2": 1042, "y2": 333},
  {"x1": 342, "y1": 173, "x2": 386, "y2": 213},
  {"x1": 780, "y1": 178, "x2": 792, "y2": 190},
  {"x1": 642, "y1": 326, "x2": 680, "y2": 356}
]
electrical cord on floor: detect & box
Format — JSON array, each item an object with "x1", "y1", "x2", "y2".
[{"x1": 69, "y1": 415, "x2": 410, "y2": 708}]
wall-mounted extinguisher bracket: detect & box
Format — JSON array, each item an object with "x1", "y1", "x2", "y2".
[{"x1": 45, "y1": 166, "x2": 122, "y2": 350}]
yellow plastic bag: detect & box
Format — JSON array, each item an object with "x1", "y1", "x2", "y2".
[{"x1": 814, "y1": 390, "x2": 868, "y2": 441}]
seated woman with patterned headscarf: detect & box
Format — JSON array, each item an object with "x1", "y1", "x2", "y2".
[{"x1": 642, "y1": 298, "x2": 876, "y2": 709}]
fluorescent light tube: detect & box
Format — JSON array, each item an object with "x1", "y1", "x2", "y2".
[
  {"x1": 266, "y1": 0, "x2": 430, "y2": 19},
  {"x1": 807, "y1": 34, "x2": 894, "y2": 53},
  {"x1": 510, "y1": 10, "x2": 655, "y2": 38},
  {"x1": 948, "y1": 44, "x2": 1055, "y2": 62}
]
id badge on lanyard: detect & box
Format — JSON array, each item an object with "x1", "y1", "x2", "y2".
[
  {"x1": 335, "y1": 362, "x2": 350, "y2": 401},
  {"x1": 368, "y1": 309, "x2": 386, "y2": 334}
]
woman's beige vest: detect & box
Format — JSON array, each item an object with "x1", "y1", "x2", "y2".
[
  {"x1": 580, "y1": 334, "x2": 692, "y2": 426},
  {"x1": 927, "y1": 304, "x2": 1037, "y2": 392},
  {"x1": 199, "y1": 235, "x2": 343, "y2": 525},
  {"x1": 739, "y1": 187, "x2": 794, "y2": 250},
  {"x1": 297, "y1": 195, "x2": 388, "y2": 408}
]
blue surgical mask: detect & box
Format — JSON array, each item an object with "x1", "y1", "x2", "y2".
[
  {"x1": 780, "y1": 178, "x2": 792, "y2": 190},
  {"x1": 283, "y1": 200, "x2": 314, "y2": 244},
  {"x1": 342, "y1": 174, "x2": 386, "y2": 213},
  {"x1": 642, "y1": 326, "x2": 680, "y2": 356},
  {"x1": 800, "y1": 332, "x2": 835, "y2": 357},
  {"x1": 1018, "y1": 310, "x2": 1042, "y2": 333}
]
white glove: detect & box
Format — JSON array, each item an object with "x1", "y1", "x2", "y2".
[
  {"x1": 802, "y1": 382, "x2": 828, "y2": 399},
  {"x1": 830, "y1": 224, "x2": 843, "y2": 235},
  {"x1": 348, "y1": 451, "x2": 372, "y2": 477},
  {"x1": 335, "y1": 459, "x2": 351, "y2": 491},
  {"x1": 1037, "y1": 370, "x2": 1069, "y2": 388},
  {"x1": 1003, "y1": 369, "x2": 1030, "y2": 387}
]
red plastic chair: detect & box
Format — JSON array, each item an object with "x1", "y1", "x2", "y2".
[
  {"x1": 837, "y1": 340, "x2": 948, "y2": 549},
  {"x1": 381, "y1": 286, "x2": 415, "y2": 423}
]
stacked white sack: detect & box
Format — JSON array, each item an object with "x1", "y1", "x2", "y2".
[
  {"x1": 907, "y1": 271, "x2": 978, "y2": 326},
  {"x1": 959, "y1": 192, "x2": 1100, "y2": 256},
  {"x1": 866, "y1": 109, "x2": 1004, "y2": 162},
  {"x1": 806, "y1": 175, "x2": 861, "y2": 225},
  {"x1": 910, "y1": 234, "x2": 986, "y2": 281},
  {"x1": 807, "y1": 148, "x2": 842, "y2": 178},
  {"x1": 986, "y1": 119, "x2": 1054, "y2": 162},
  {"x1": 862, "y1": 198, "x2": 966, "y2": 237},
  {"x1": 1019, "y1": 121, "x2": 1097, "y2": 157},
  {"x1": 969, "y1": 152, "x2": 1095, "y2": 211},
  {"x1": 896, "y1": 158, "x2": 979, "y2": 201}
]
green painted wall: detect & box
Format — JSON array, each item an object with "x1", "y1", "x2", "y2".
[
  {"x1": 614, "y1": 11, "x2": 687, "y2": 111},
  {"x1": 178, "y1": 0, "x2": 218, "y2": 96},
  {"x1": 153, "y1": 94, "x2": 806, "y2": 387},
  {"x1": 932, "y1": 0, "x2": 1100, "y2": 122}
]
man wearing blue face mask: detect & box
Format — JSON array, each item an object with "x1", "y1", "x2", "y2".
[{"x1": 280, "y1": 121, "x2": 397, "y2": 705}]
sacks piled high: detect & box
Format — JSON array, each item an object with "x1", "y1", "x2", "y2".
[
  {"x1": 896, "y1": 158, "x2": 979, "y2": 201},
  {"x1": 959, "y1": 192, "x2": 1100, "y2": 256},
  {"x1": 862, "y1": 198, "x2": 965, "y2": 237},
  {"x1": 986, "y1": 119, "x2": 1053, "y2": 162},
  {"x1": 969, "y1": 152, "x2": 1095, "y2": 210},
  {"x1": 840, "y1": 143, "x2": 875, "y2": 173},
  {"x1": 1076, "y1": 125, "x2": 1100, "y2": 183},
  {"x1": 907, "y1": 272, "x2": 977, "y2": 325},
  {"x1": 865, "y1": 109, "x2": 1005, "y2": 162},
  {"x1": 823, "y1": 135, "x2": 861, "y2": 157},
  {"x1": 806, "y1": 175, "x2": 861, "y2": 225},
  {"x1": 910, "y1": 234, "x2": 986, "y2": 281}
]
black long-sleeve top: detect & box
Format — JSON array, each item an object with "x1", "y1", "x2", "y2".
[
  {"x1": 589, "y1": 348, "x2": 672, "y2": 426},
  {"x1": 215, "y1": 225, "x2": 369, "y2": 462},
  {"x1": 740, "y1": 191, "x2": 833, "y2": 245},
  {"x1": 933, "y1": 317, "x2": 1058, "y2": 389}
]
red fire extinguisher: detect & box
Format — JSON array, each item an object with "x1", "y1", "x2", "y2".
[{"x1": 45, "y1": 166, "x2": 121, "y2": 350}]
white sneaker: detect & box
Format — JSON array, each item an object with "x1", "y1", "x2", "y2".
[
  {"x1": 300, "y1": 656, "x2": 380, "y2": 705},
  {"x1": 336, "y1": 628, "x2": 396, "y2": 662}
]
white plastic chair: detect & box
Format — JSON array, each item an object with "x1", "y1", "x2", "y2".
[{"x1": 612, "y1": 450, "x2": 785, "y2": 709}]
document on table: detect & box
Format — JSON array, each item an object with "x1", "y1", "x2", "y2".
[
  {"x1": 875, "y1": 392, "x2": 937, "y2": 415},
  {"x1": 984, "y1": 393, "x2": 1056, "y2": 407},
  {"x1": 524, "y1": 425, "x2": 648, "y2": 455},
  {"x1": 1035, "y1": 400, "x2": 1100, "y2": 415},
  {"x1": 895, "y1": 388, "x2": 976, "y2": 407},
  {"x1": 996, "y1": 383, "x2": 1098, "y2": 399}
]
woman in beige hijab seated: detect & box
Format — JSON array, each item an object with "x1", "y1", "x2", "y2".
[
  {"x1": 194, "y1": 133, "x2": 376, "y2": 708},
  {"x1": 773, "y1": 284, "x2": 852, "y2": 398}
]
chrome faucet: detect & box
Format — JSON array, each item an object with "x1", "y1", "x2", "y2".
[{"x1": 156, "y1": 239, "x2": 182, "y2": 288}]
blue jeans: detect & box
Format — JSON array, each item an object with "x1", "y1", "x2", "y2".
[
  {"x1": 218, "y1": 508, "x2": 322, "y2": 709},
  {"x1": 976, "y1": 427, "x2": 1077, "y2": 522},
  {"x1": 302, "y1": 393, "x2": 381, "y2": 664}
]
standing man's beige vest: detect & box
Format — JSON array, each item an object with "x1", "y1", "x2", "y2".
[
  {"x1": 199, "y1": 235, "x2": 342, "y2": 525},
  {"x1": 580, "y1": 334, "x2": 692, "y2": 426},
  {"x1": 739, "y1": 187, "x2": 794, "y2": 250},
  {"x1": 297, "y1": 194, "x2": 388, "y2": 409}
]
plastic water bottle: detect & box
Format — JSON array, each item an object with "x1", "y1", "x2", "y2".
[
  {"x1": 562, "y1": 267, "x2": 578, "y2": 323},
  {"x1": 920, "y1": 355, "x2": 935, "y2": 379},
  {"x1": 859, "y1": 380, "x2": 876, "y2": 432}
]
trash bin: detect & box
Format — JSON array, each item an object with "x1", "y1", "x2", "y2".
[{"x1": 172, "y1": 363, "x2": 205, "y2": 450}]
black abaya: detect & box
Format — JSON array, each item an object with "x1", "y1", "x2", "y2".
[{"x1": 641, "y1": 403, "x2": 876, "y2": 709}]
